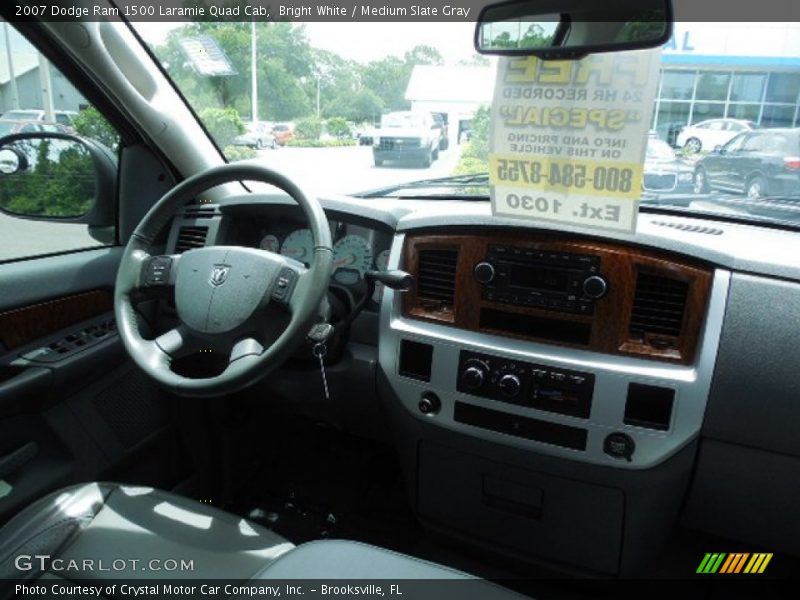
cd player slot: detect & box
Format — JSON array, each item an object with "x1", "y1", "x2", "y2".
[{"x1": 480, "y1": 308, "x2": 591, "y2": 346}]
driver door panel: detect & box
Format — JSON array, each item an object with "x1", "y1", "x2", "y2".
[{"x1": 0, "y1": 218, "x2": 185, "y2": 527}]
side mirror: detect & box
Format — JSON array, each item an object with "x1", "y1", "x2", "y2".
[
  {"x1": 0, "y1": 132, "x2": 117, "y2": 241},
  {"x1": 714, "y1": 145, "x2": 723, "y2": 154},
  {"x1": 475, "y1": 0, "x2": 673, "y2": 60}
]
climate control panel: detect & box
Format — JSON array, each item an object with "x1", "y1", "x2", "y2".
[{"x1": 457, "y1": 350, "x2": 595, "y2": 418}]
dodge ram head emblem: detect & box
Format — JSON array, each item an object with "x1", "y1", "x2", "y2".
[{"x1": 209, "y1": 264, "x2": 230, "y2": 287}]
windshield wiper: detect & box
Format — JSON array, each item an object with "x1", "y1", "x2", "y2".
[{"x1": 357, "y1": 173, "x2": 489, "y2": 198}]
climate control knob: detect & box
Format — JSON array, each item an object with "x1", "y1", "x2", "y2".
[
  {"x1": 582, "y1": 275, "x2": 608, "y2": 299},
  {"x1": 498, "y1": 374, "x2": 522, "y2": 398},
  {"x1": 462, "y1": 365, "x2": 487, "y2": 390},
  {"x1": 473, "y1": 262, "x2": 496, "y2": 284}
]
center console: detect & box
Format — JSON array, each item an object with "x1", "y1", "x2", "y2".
[{"x1": 377, "y1": 227, "x2": 729, "y2": 575}]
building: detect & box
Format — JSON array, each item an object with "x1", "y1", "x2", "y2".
[
  {"x1": 0, "y1": 24, "x2": 86, "y2": 116},
  {"x1": 655, "y1": 23, "x2": 800, "y2": 143},
  {"x1": 405, "y1": 64, "x2": 495, "y2": 145}
]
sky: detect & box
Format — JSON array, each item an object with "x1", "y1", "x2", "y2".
[{"x1": 134, "y1": 21, "x2": 479, "y2": 65}]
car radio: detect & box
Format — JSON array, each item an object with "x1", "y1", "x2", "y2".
[{"x1": 473, "y1": 245, "x2": 609, "y2": 314}]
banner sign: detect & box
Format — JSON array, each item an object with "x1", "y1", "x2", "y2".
[{"x1": 489, "y1": 49, "x2": 661, "y2": 233}]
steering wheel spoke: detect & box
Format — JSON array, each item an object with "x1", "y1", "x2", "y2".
[
  {"x1": 154, "y1": 325, "x2": 202, "y2": 358},
  {"x1": 230, "y1": 337, "x2": 264, "y2": 363}
]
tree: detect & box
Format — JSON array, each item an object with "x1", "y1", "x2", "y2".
[
  {"x1": 323, "y1": 89, "x2": 384, "y2": 123},
  {"x1": 198, "y1": 107, "x2": 244, "y2": 148},
  {"x1": 326, "y1": 117, "x2": 351, "y2": 139},
  {"x1": 295, "y1": 117, "x2": 323, "y2": 140},
  {"x1": 154, "y1": 21, "x2": 314, "y2": 121},
  {"x1": 73, "y1": 107, "x2": 119, "y2": 150}
]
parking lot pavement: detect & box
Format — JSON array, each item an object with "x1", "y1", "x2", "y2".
[
  {"x1": 0, "y1": 144, "x2": 465, "y2": 262},
  {"x1": 254, "y1": 142, "x2": 464, "y2": 196}
]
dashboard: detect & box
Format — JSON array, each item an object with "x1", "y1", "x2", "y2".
[{"x1": 164, "y1": 192, "x2": 800, "y2": 575}]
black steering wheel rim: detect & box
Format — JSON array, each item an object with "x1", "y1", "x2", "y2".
[{"x1": 114, "y1": 163, "x2": 333, "y2": 397}]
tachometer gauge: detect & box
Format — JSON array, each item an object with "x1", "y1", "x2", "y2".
[
  {"x1": 372, "y1": 249, "x2": 391, "y2": 303},
  {"x1": 280, "y1": 229, "x2": 314, "y2": 267},
  {"x1": 333, "y1": 234, "x2": 373, "y2": 285},
  {"x1": 259, "y1": 234, "x2": 280, "y2": 253}
]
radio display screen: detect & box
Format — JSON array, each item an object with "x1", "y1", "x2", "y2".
[{"x1": 509, "y1": 264, "x2": 570, "y2": 292}]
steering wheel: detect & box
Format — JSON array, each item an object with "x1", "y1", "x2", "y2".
[{"x1": 114, "y1": 164, "x2": 333, "y2": 397}]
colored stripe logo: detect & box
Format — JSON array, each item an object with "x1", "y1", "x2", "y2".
[{"x1": 697, "y1": 552, "x2": 773, "y2": 574}]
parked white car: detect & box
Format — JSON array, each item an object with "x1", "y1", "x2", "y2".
[
  {"x1": 232, "y1": 121, "x2": 277, "y2": 149},
  {"x1": 1, "y1": 108, "x2": 79, "y2": 129},
  {"x1": 676, "y1": 118, "x2": 756, "y2": 154}
]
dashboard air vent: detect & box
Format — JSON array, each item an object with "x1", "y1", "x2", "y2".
[
  {"x1": 184, "y1": 205, "x2": 218, "y2": 219},
  {"x1": 629, "y1": 273, "x2": 689, "y2": 338},
  {"x1": 651, "y1": 220, "x2": 724, "y2": 236},
  {"x1": 175, "y1": 226, "x2": 208, "y2": 253},
  {"x1": 416, "y1": 248, "x2": 458, "y2": 306}
]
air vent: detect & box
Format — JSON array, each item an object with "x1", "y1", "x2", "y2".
[
  {"x1": 174, "y1": 226, "x2": 208, "y2": 253},
  {"x1": 416, "y1": 248, "x2": 458, "y2": 306},
  {"x1": 651, "y1": 220, "x2": 724, "y2": 236},
  {"x1": 184, "y1": 205, "x2": 218, "y2": 219},
  {"x1": 629, "y1": 273, "x2": 689, "y2": 338}
]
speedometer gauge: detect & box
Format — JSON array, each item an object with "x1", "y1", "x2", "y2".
[
  {"x1": 280, "y1": 229, "x2": 314, "y2": 267},
  {"x1": 259, "y1": 234, "x2": 280, "y2": 253},
  {"x1": 333, "y1": 235, "x2": 373, "y2": 285}
]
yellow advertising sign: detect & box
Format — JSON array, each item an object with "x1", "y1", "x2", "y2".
[{"x1": 490, "y1": 49, "x2": 662, "y2": 233}]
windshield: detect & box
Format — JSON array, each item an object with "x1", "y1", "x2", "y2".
[
  {"x1": 135, "y1": 20, "x2": 800, "y2": 229},
  {"x1": 381, "y1": 113, "x2": 426, "y2": 128}
]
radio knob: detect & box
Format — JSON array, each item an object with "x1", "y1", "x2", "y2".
[
  {"x1": 582, "y1": 275, "x2": 608, "y2": 299},
  {"x1": 462, "y1": 365, "x2": 487, "y2": 390},
  {"x1": 473, "y1": 262, "x2": 496, "y2": 284},
  {"x1": 498, "y1": 374, "x2": 521, "y2": 398}
]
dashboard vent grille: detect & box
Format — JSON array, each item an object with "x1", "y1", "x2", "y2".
[
  {"x1": 184, "y1": 205, "x2": 218, "y2": 219},
  {"x1": 175, "y1": 226, "x2": 208, "y2": 253},
  {"x1": 417, "y1": 248, "x2": 458, "y2": 306},
  {"x1": 630, "y1": 273, "x2": 689, "y2": 338}
]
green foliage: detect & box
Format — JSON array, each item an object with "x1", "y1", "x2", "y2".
[
  {"x1": 453, "y1": 105, "x2": 491, "y2": 175},
  {"x1": 72, "y1": 107, "x2": 119, "y2": 150},
  {"x1": 326, "y1": 117, "x2": 351, "y2": 139},
  {"x1": 286, "y1": 139, "x2": 357, "y2": 148},
  {"x1": 153, "y1": 22, "x2": 462, "y2": 144},
  {"x1": 295, "y1": 117, "x2": 323, "y2": 140},
  {"x1": 198, "y1": 107, "x2": 245, "y2": 148},
  {"x1": 0, "y1": 139, "x2": 95, "y2": 218},
  {"x1": 223, "y1": 145, "x2": 258, "y2": 161},
  {"x1": 156, "y1": 22, "x2": 313, "y2": 121},
  {"x1": 323, "y1": 89, "x2": 384, "y2": 123}
]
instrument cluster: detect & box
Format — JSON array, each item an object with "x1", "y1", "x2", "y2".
[{"x1": 255, "y1": 221, "x2": 391, "y2": 290}]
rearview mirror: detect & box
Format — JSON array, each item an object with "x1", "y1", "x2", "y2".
[
  {"x1": 475, "y1": 0, "x2": 673, "y2": 59},
  {"x1": 0, "y1": 132, "x2": 117, "y2": 237}
]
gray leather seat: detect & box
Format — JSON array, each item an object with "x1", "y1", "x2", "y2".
[
  {"x1": 0, "y1": 482, "x2": 294, "y2": 581},
  {"x1": 0, "y1": 482, "x2": 521, "y2": 597}
]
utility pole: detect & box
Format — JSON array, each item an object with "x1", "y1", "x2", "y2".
[
  {"x1": 250, "y1": 20, "x2": 258, "y2": 123},
  {"x1": 3, "y1": 23, "x2": 19, "y2": 110},
  {"x1": 37, "y1": 53, "x2": 54, "y2": 121},
  {"x1": 316, "y1": 74, "x2": 321, "y2": 119}
]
